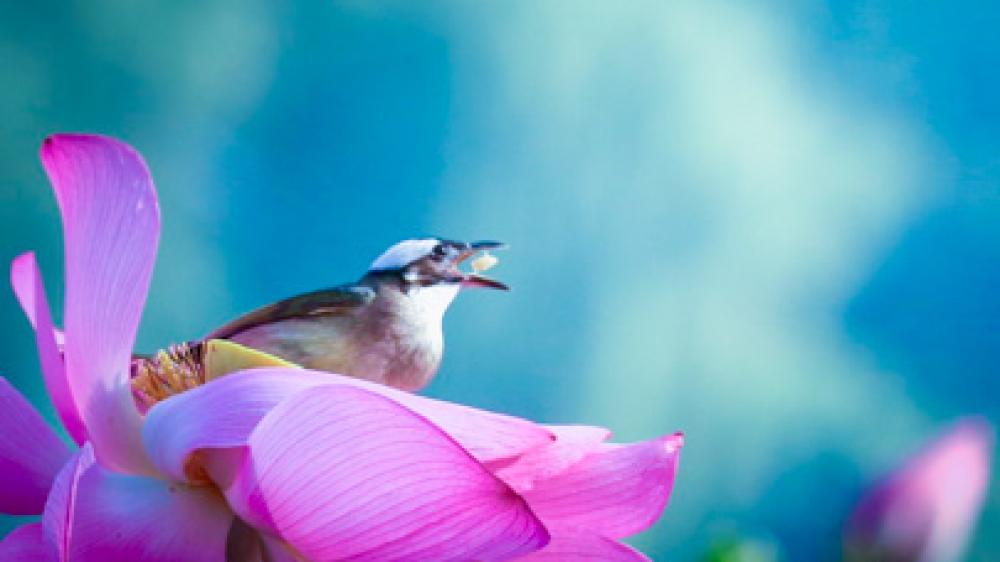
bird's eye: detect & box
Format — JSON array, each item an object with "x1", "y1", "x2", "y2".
[{"x1": 431, "y1": 244, "x2": 448, "y2": 258}]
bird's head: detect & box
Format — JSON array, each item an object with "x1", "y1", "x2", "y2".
[{"x1": 366, "y1": 238, "x2": 508, "y2": 292}]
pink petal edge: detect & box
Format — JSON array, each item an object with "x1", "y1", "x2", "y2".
[
  {"x1": 513, "y1": 527, "x2": 651, "y2": 562},
  {"x1": 43, "y1": 443, "x2": 95, "y2": 561},
  {"x1": 492, "y1": 425, "x2": 612, "y2": 493},
  {"x1": 41, "y1": 134, "x2": 160, "y2": 475},
  {"x1": 10, "y1": 252, "x2": 86, "y2": 444},
  {"x1": 143, "y1": 368, "x2": 554, "y2": 483},
  {"x1": 521, "y1": 432, "x2": 684, "y2": 539}
]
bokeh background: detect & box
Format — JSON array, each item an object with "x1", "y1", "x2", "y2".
[{"x1": 1, "y1": 1, "x2": 997, "y2": 559}]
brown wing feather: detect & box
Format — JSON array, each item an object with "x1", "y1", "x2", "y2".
[{"x1": 206, "y1": 285, "x2": 375, "y2": 340}]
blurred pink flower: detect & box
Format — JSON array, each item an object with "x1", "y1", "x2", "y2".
[
  {"x1": 0, "y1": 134, "x2": 683, "y2": 561},
  {"x1": 845, "y1": 418, "x2": 993, "y2": 562}
]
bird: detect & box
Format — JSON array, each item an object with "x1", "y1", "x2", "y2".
[{"x1": 205, "y1": 238, "x2": 508, "y2": 391}]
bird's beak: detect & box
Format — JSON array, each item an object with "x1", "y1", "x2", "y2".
[
  {"x1": 468, "y1": 240, "x2": 505, "y2": 251},
  {"x1": 461, "y1": 274, "x2": 509, "y2": 290},
  {"x1": 457, "y1": 241, "x2": 509, "y2": 290}
]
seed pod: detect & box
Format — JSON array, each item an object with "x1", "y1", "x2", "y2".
[{"x1": 471, "y1": 252, "x2": 498, "y2": 273}]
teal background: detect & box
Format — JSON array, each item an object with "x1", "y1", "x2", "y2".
[{"x1": 1, "y1": 1, "x2": 997, "y2": 559}]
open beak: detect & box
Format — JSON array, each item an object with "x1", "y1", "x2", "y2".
[{"x1": 456, "y1": 240, "x2": 509, "y2": 290}]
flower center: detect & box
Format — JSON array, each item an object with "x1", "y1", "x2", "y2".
[
  {"x1": 130, "y1": 339, "x2": 298, "y2": 412},
  {"x1": 130, "y1": 341, "x2": 206, "y2": 411}
]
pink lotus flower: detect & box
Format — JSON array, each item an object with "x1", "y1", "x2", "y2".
[
  {"x1": 844, "y1": 418, "x2": 993, "y2": 562},
  {"x1": 0, "y1": 134, "x2": 683, "y2": 561}
]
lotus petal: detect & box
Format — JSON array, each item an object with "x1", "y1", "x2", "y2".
[
  {"x1": 492, "y1": 425, "x2": 611, "y2": 493},
  {"x1": 0, "y1": 523, "x2": 56, "y2": 562},
  {"x1": 0, "y1": 377, "x2": 71, "y2": 515},
  {"x1": 514, "y1": 527, "x2": 650, "y2": 561},
  {"x1": 143, "y1": 366, "x2": 552, "y2": 482},
  {"x1": 41, "y1": 134, "x2": 160, "y2": 474},
  {"x1": 41, "y1": 444, "x2": 231, "y2": 562},
  {"x1": 522, "y1": 433, "x2": 683, "y2": 539},
  {"x1": 10, "y1": 252, "x2": 85, "y2": 444},
  {"x1": 214, "y1": 384, "x2": 549, "y2": 561}
]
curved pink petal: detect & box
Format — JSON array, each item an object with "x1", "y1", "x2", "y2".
[
  {"x1": 513, "y1": 527, "x2": 650, "y2": 562},
  {"x1": 143, "y1": 368, "x2": 553, "y2": 482},
  {"x1": 11, "y1": 253, "x2": 47, "y2": 333},
  {"x1": 492, "y1": 425, "x2": 611, "y2": 493},
  {"x1": 0, "y1": 377, "x2": 71, "y2": 515},
  {"x1": 41, "y1": 134, "x2": 160, "y2": 474},
  {"x1": 213, "y1": 384, "x2": 549, "y2": 562},
  {"x1": 308, "y1": 368, "x2": 555, "y2": 462},
  {"x1": 0, "y1": 523, "x2": 56, "y2": 562},
  {"x1": 42, "y1": 445, "x2": 232, "y2": 562},
  {"x1": 521, "y1": 433, "x2": 683, "y2": 539},
  {"x1": 10, "y1": 253, "x2": 86, "y2": 444},
  {"x1": 43, "y1": 443, "x2": 96, "y2": 561},
  {"x1": 142, "y1": 369, "x2": 315, "y2": 483}
]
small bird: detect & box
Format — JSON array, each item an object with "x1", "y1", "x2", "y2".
[{"x1": 206, "y1": 238, "x2": 507, "y2": 391}]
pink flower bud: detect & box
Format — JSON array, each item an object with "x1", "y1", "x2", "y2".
[{"x1": 845, "y1": 418, "x2": 993, "y2": 562}]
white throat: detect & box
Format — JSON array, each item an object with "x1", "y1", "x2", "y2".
[{"x1": 406, "y1": 283, "x2": 461, "y2": 324}]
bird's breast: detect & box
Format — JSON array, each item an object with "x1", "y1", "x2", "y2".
[{"x1": 362, "y1": 299, "x2": 445, "y2": 390}]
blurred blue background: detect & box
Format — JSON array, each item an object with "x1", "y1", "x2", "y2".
[{"x1": 1, "y1": 1, "x2": 997, "y2": 559}]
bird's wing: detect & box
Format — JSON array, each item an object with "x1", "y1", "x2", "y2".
[{"x1": 206, "y1": 285, "x2": 376, "y2": 340}]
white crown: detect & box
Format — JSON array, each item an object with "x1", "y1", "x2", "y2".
[{"x1": 369, "y1": 239, "x2": 440, "y2": 271}]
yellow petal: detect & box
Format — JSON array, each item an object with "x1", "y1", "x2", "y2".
[{"x1": 202, "y1": 339, "x2": 298, "y2": 381}]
